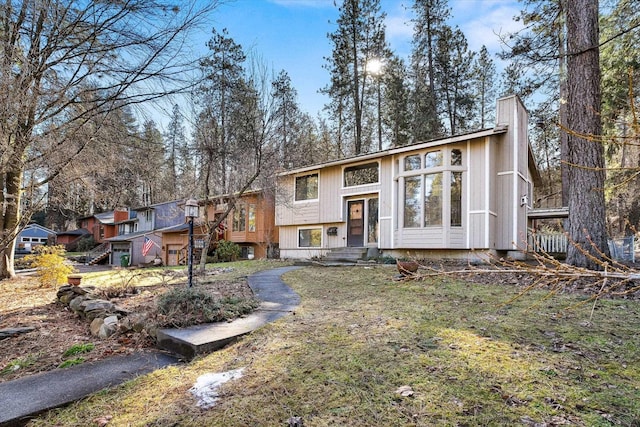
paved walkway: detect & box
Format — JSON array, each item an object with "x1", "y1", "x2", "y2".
[{"x1": 0, "y1": 266, "x2": 301, "y2": 426}]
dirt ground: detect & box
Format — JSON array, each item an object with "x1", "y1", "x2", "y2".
[{"x1": 0, "y1": 267, "x2": 254, "y2": 384}]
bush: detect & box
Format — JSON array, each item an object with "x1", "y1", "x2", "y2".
[
  {"x1": 215, "y1": 240, "x2": 241, "y2": 262},
  {"x1": 76, "y1": 236, "x2": 96, "y2": 252},
  {"x1": 24, "y1": 245, "x2": 75, "y2": 287},
  {"x1": 155, "y1": 286, "x2": 259, "y2": 328}
]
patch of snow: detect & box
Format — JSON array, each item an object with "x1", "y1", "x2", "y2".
[{"x1": 189, "y1": 367, "x2": 245, "y2": 408}]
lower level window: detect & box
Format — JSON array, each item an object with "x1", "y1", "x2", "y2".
[{"x1": 299, "y1": 228, "x2": 322, "y2": 247}]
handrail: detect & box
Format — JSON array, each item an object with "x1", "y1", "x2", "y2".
[{"x1": 85, "y1": 242, "x2": 110, "y2": 261}]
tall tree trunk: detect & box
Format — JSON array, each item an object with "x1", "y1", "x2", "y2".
[
  {"x1": 0, "y1": 168, "x2": 22, "y2": 279},
  {"x1": 565, "y1": 0, "x2": 609, "y2": 269},
  {"x1": 558, "y1": 0, "x2": 570, "y2": 209}
]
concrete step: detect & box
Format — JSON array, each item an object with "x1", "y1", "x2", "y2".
[
  {"x1": 324, "y1": 247, "x2": 368, "y2": 262},
  {"x1": 156, "y1": 266, "x2": 301, "y2": 360}
]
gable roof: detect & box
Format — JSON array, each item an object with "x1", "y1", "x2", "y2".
[
  {"x1": 278, "y1": 126, "x2": 508, "y2": 176},
  {"x1": 20, "y1": 224, "x2": 56, "y2": 237}
]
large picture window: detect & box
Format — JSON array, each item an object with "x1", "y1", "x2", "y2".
[
  {"x1": 402, "y1": 148, "x2": 464, "y2": 228},
  {"x1": 344, "y1": 162, "x2": 379, "y2": 187},
  {"x1": 299, "y1": 228, "x2": 322, "y2": 247},
  {"x1": 295, "y1": 173, "x2": 318, "y2": 201}
]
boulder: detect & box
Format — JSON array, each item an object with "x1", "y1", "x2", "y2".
[
  {"x1": 90, "y1": 317, "x2": 104, "y2": 336},
  {"x1": 69, "y1": 295, "x2": 89, "y2": 313},
  {"x1": 98, "y1": 315, "x2": 119, "y2": 339},
  {"x1": 59, "y1": 293, "x2": 75, "y2": 304},
  {"x1": 83, "y1": 299, "x2": 116, "y2": 320}
]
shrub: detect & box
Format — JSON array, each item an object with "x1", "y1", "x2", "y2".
[
  {"x1": 215, "y1": 240, "x2": 241, "y2": 262},
  {"x1": 76, "y1": 236, "x2": 96, "y2": 252},
  {"x1": 24, "y1": 245, "x2": 75, "y2": 287},
  {"x1": 155, "y1": 286, "x2": 259, "y2": 328}
]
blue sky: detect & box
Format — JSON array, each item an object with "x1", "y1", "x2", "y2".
[{"x1": 185, "y1": 0, "x2": 523, "y2": 121}]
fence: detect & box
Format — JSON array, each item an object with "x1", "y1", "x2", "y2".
[
  {"x1": 608, "y1": 236, "x2": 635, "y2": 263},
  {"x1": 529, "y1": 232, "x2": 636, "y2": 263},
  {"x1": 528, "y1": 231, "x2": 568, "y2": 254}
]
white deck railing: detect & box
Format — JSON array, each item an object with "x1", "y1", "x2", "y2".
[{"x1": 528, "y1": 232, "x2": 568, "y2": 254}]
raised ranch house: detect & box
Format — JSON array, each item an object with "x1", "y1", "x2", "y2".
[{"x1": 276, "y1": 95, "x2": 540, "y2": 261}]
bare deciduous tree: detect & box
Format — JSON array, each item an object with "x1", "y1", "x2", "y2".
[{"x1": 0, "y1": 0, "x2": 220, "y2": 278}]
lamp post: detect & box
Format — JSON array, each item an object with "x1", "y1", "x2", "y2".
[
  {"x1": 367, "y1": 58, "x2": 384, "y2": 151},
  {"x1": 184, "y1": 198, "x2": 199, "y2": 288}
]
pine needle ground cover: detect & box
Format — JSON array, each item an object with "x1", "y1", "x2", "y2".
[{"x1": 33, "y1": 266, "x2": 639, "y2": 426}]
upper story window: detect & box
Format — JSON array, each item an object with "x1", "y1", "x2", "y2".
[
  {"x1": 451, "y1": 149, "x2": 462, "y2": 166},
  {"x1": 295, "y1": 173, "x2": 318, "y2": 201},
  {"x1": 233, "y1": 204, "x2": 246, "y2": 232},
  {"x1": 404, "y1": 154, "x2": 421, "y2": 171},
  {"x1": 425, "y1": 150, "x2": 442, "y2": 168},
  {"x1": 248, "y1": 204, "x2": 256, "y2": 232},
  {"x1": 344, "y1": 162, "x2": 379, "y2": 187}
]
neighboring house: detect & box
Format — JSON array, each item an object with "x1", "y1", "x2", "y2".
[
  {"x1": 78, "y1": 209, "x2": 129, "y2": 244},
  {"x1": 205, "y1": 190, "x2": 279, "y2": 260},
  {"x1": 106, "y1": 200, "x2": 183, "y2": 266},
  {"x1": 55, "y1": 228, "x2": 92, "y2": 251},
  {"x1": 159, "y1": 190, "x2": 279, "y2": 266},
  {"x1": 15, "y1": 224, "x2": 56, "y2": 254},
  {"x1": 159, "y1": 223, "x2": 192, "y2": 267},
  {"x1": 275, "y1": 95, "x2": 540, "y2": 261},
  {"x1": 107, "y1": 230, "x2": 163, "y2": 267}
]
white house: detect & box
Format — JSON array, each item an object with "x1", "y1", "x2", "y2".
[{"x1": 275, "y1": 95, "x2": 541, "y2": 261}]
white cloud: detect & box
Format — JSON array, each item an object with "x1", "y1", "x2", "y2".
[{"x1": 452, "y1": 1, "x2": 523, "y2": 53}]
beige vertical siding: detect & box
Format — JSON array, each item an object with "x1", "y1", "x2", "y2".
[{"x1": 276, "y1": 95, "x2": 535, "y2": 258}]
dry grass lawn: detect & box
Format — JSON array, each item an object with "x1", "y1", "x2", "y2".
[{"x1": 19, "y1": 264, "x2": 640, "y2": 426}]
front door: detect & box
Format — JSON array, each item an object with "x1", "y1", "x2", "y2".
[{"x1": 347, "y1": 200, "x2": 365, "y2": 247}]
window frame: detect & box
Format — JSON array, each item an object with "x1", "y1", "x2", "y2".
[
  {"x1": 401, "y1": 147, "x2": 465, "y2": 229},
  {"x1": 343, "y1": 161, "x2": 380, "y2": 188},
  {"x1": 298, "y1": 227, "x2": 322, "y2": 248},
  {"x1": 232, "y1": 204, "x2": 246, "y2": 232},
  {"x1": 294, "y1": 172, "x2": 319, "y2": 202}
]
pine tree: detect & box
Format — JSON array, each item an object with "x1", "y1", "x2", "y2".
[
  {"x1": 409, "y1": 0, "x2": 449, "y2": 141},
  {"x1": 565, "y1": 0, "x2": 609, "y2": 268},
  {"x1": 324, "y1": 0, "x2": 387, "y2": 155},
  {"x1": 471, "y1": 46, "x2": 497, "y2": 129}
]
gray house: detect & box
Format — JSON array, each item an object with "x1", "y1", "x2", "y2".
[
  {"x1": 276, "y1": 95, "x2": 540, "y2": 261},
  {"x1": 106, "y1": 200, "x2": 184, "y2": 266}
]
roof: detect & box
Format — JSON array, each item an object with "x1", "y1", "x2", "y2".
[
  {"x1": 131, "y1": 199, "x2": 182, "y2": 211},
  {"x1": 94, "y1": 211, "x2": 115, "y2": 224},
  {"x1": 20, "y1": 224, "x2": 56, "y2": 237},
  {"x1": 156, "y1": 223, "x2": 190, "y2": 233},
  {"x1": 55, "y1": 228, "x2": 91, "y2": 236},
  {"x1": 527, "y1": 207, "x2": 569, "y2": 219},
  {"x1": 106, "y1": 230, "x2": 160, "y2": 242},
  {"x1": 277, "y1": 126, "x2": 507, "y2": 176}
]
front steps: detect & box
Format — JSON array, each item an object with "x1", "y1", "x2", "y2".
[{"x1": 322, "y1": 247, "x2": 369, "y2": 264}]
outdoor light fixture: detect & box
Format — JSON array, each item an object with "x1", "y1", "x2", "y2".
[{"x1": 185, "y1": 198, "x2": 199, "y2": 287}]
